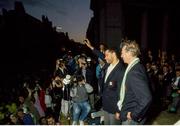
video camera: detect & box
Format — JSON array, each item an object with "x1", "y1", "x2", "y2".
[{"x1": 62, "y1": 74, "x2": 78, "y2": 88}]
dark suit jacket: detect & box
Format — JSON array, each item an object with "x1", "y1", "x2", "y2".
[
  {"x1": 120, "y1": 62, "x2": 152, "y2": 122},
  {"x1": 91, "y1": 48, "x2": 126, "y2": 113},
  {"x1": 102, "y1": 61, "x2": 125, "y2": 114},
  {"x1": 54, "y1": 68, "x2": 68, "y2": 78}
]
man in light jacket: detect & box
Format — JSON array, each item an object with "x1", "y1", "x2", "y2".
[{"x1": 70, "y1": 74, "x2": 93, "y2": 125}]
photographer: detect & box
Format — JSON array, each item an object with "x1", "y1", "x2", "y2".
[
  {"x1": 75, "y1": 55, "x2": 96, "y2": 110},
  {"x1": 70, "y1": 75, "x2": 93, "y2": 125},
  {"x1": 61, "y1": 75, "x2": 71, "y2": 118},
  {"x1": 54, "y1": 59, "x2": 69, "y2": 78},
  {"x1": 51, "y1": 76, "x2": 63, "y2": 123}
]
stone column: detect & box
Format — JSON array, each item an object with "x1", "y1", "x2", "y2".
[
  {"x1": 140, "y1": 11, "x2": 148, "y2": 52},
  {"x1": 161, "y1": 14, "x2": 169, "y2": 52}
]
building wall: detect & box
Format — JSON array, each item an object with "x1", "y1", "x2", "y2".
[
  {"x1": 99, "y1": 0, "x2": 124, "y2": 48},
  {"x1": 87, "y1": 0, "x2": 124, "y2": 48}
]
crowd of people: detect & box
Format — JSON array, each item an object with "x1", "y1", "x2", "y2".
[{"x1": 0, "y1": 38, "x2": 179, "y2": 125}]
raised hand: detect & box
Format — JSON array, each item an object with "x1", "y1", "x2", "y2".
[{"x1": 83, "y1": 38, "x2": 94, "y2": 50}]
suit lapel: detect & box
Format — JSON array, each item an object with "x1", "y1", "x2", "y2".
[
  {"x1": 105, "y1": 62, "x2": 120, "y2": 83},
  {"x1": 103, "y1": 64, "x2": 109, "y2": 80}
]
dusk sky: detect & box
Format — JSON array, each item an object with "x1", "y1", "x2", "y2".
[{"x1": 0, "y1": 0, "x2": 93, "y2": 42}]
